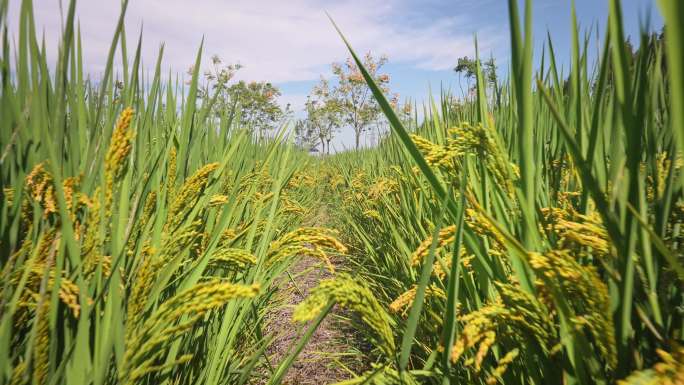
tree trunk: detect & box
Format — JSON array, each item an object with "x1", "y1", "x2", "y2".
[{"x1": 355, "y1": 130, "x2": 360, "y2": 150}]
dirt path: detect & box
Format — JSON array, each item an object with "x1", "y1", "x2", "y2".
[{"x1": 261, "y1": 204, "x2": 362, "y2": 385}]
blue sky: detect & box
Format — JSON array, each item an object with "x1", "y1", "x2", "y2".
[{"x1": 10, "y1": 0, "x2": 663, "y2": 150}]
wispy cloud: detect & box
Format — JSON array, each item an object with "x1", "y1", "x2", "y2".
[{"x1": 9, "y1": 0, "x2": 503, "y2": 83}]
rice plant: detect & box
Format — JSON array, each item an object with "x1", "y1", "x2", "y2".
[
  {"x1": 0, "y1": 1, "x2": 345, "y2": 384},
  {"x1": 314, "y1": 0, "x2": 684, "y2": 383}
]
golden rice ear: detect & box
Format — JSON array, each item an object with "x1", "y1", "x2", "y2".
[
  {"x1": 544, "y1": 208, "x2": 612, "y2": 259},
  {"x1": 266, "y1": 227, "x2": 347, "y2": 273},
  {"x1": 617, "y1": 345, "x2": 684, "y2": 385},
  {"x1": 411, "y1": 224, "x2": 457, "y2": 266},
  {"x1": 292, "y1": 273, "x2": 395, "y2": 357},
  {"x1": 125, "y1": 245, "x2": 158, "y2": 337},
  {"x1": 104, "y1": 107, "x2": 135, "y2": 214},
  {"x1": 410, "y1": 134, "x2": 459, "y2": 169},
  {"x1": 279, "y1": 195, "x2": 308, "y2": 216},
  {"x1": 166, "y1": 147, "x2": 177, "y2": 203},
  {"x1": 446, "y1": 123, "x2": 518, "y2": 199},
  {"x1": 207, "y1": 247, "x2": 257, "y2": 270},
  {"x1": 486, "y1": 348, "x2": 520, "y2": 385},
  {"x1": 121, "y1": 280, "x2": 259, "y2": 384},
  {"x1": 32, "y1": 300, "x2": 50, "y2": 385},
  {"x1": 23, "y1": 163, "x2": 86, "y2": 220},
  {"x1": 165, "y1": 162, "x2": 220, "y2": 232},
  {"x1": 389, "y1": 284, "x2": 446, "y2": 316},
  {"x1": 449, "y1": 282, "x2": 556, "y2": 379},
  {"x1": 527, "y1": 249, "x2": 616, "y2": 368}
]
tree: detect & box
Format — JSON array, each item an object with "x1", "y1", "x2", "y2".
[
  {"x1": 453, "y1": 55, "x2": 498, "y2": 99},
  {"x1": 483, "y1": 56, "x2": 498, "y2": 87},
  {"x1": 398, "y1": 99, "x2": 413, "y2": 126},
  {"x1": 293, "y1": 119, "x2": 318, "y2": 151},
  {"x1": 329, "y1": 53, "x2": 396, "y2": 150},
  {"x1": 454, "y1": 56, "x2": 478, "y2": 79},
  {"x1": 227, "y1": 80, "x2": 285, "y2": 139},
  {"x1": 200, "y1": 55, "x2": 286, "y2": 139},
  {"x1": 302, "y1": 78, "x2": 343, "y2": 154}
]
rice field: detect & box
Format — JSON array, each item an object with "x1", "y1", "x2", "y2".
[{"x1": 1, "y1": 0, "x2": 683, "y2": 384}]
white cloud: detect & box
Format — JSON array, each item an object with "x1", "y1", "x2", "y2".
[{"x1": 8, "y1": 0, "x2": 503, "y2": 83}]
